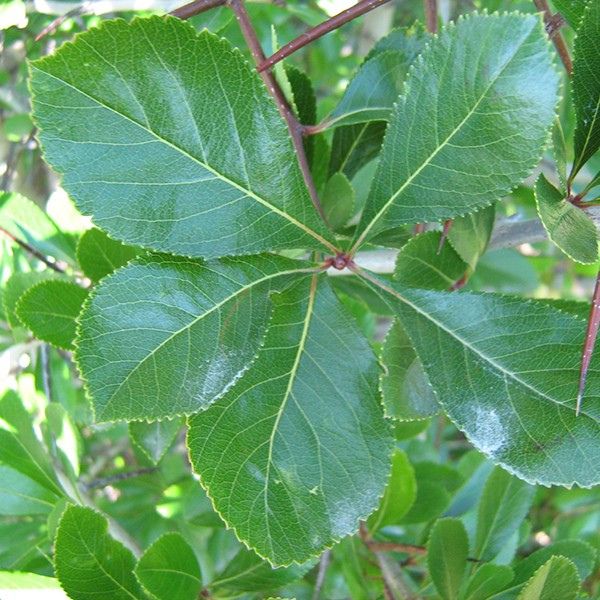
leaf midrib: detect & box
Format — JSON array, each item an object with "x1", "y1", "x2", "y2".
[
  {"x1": 352, "y1": 20, "x2": 535, "y2": 252},
  {"x1": 31, "y1": 66, "x2": 337, "y2": 254}
]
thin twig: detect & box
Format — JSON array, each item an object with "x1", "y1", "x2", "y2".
[
  {"x1": 228, "y1": 0, "x2": 328, "y2": 225},
  {"x1": 577, "y1": 271, "x2": 600, "y2": 415},
  {"x1": 170, "y1": 0, "x2": 225, "y2": 19},
  {"x1": 312, "y1": 549, "x2": 331, "y2": 600},
  {"x1": 84, "y1": 467, "x2": 158, "y2": 490},
  {"x1": 257, "y1": 0, "x2": 393, "y2": 73},
  {"x1": 533, "y1": 0, "x2": 573, "y2": 75},
  {"x1": 35, "y1": 3, "x2": 88, "y2": 41},
  {"x1": 0, "y1": 226, "x2": 67, "y2": 272},
  {"x1": 423, "y1": 0, "x2": 437, "y2": 33}
]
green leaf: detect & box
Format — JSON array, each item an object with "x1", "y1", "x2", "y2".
[
  {"x1": 359, "y1": 275, "x2": 600, "y2": 487},
  {"x1": 188, "y1": 277, "x2": 393, "y2": 565},
  {"x1": 0, "y1": 465, "x2": 59, "y2": 515},
  {"x1": 0, "y1": 192, "x2": 76, "y2": 264},
  {"x1": 447, "y1": 205, "x2": 495, "y2": 270},
  {"x1": 129, "y1": 418, "x2": 182, "y2": 464},
  {"x1": 0, "y1": 571, "x2": 62, "y2": 589},
  {"x1": 286, "y1": 65, "x2": 317, "y2": 164},
  {"x1": 367, "y1": 449, "x2": 416, "y2": 532},
  {"x1": 380, "y1": 320, "x2": 439, "y2": 420},
  {"x1": 399, "y1": 480, "x2": 450, "y2": 524},
  {"x1": 571, "y1": 0, "x2": 600, "y2": 177},
  {"x1": 535, "y1": 174, "x2": 598, "y2": 264},
  {"x1": 366, "y1": 23, "x2": 429, "y2": 62},
  {"x1": 553, "y1": 0, "x2": 588, "y2": 29},
  {"x1": 322, "y1": 172, "x2": 355, "y2": 231},
  {"x1": 353, "y1": 13, "x2": 558, "y2": 247},
  {"x1": 463, "y1": 564, "x2": 514, "y2": 600},
  {"x1": 134, "y1": 533, "x2": 201, "y2": 600},
  {"x1": 55, "y1": 505, "x2": 146, "y2": 600},
  {"x1": 0, "y1": 390, "x2": 63, "y2": 496},
  {"x1": 76, "y1": 254, "x2": 314, "y2": 422},
  {"x1": 76, "y1": 228, "x2": 141, "y2": 282},
  {"x1": 30, "y1": 17, "x2": 336, "y2": 259},
  {"x1": 427, "y1": 518, "x2": 468, "y2": 600},
  {"x1": 475, "y1": 467, "x2": 535, "y2": 561},
  {"x1": 16, "y1": 280, "x2": 89, "y2": 349},
  {"x1": 516, "y1": 556, "x2": 580, "y2": 600},
  {"x1": 324, "y1": 51, "x2": 409, "y2": 129},
  {"x1": 512, "y1": 540, "x2": 597, "y2": 585},
  {"x1": 552, "y1": 118, "x2": 568, "y2": 190},
  {"x1": 208, "y1": 548, "x2": 311, "y2": 598},
  {"x1": 3, "y1": 270, "x2": 57, "y2": 329},
  {"x1": 394, "y1": 231, "x2": 467, "y2": 289},
  {"x1": 46, "y1": 403, "x2": 81, "y2": 481}
]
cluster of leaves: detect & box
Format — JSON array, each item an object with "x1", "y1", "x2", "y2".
[{"x1": 0, "y1": 0, "x2": 599, "y2": 598}]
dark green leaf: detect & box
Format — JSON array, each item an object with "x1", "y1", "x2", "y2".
[
  {"x1": 399, "y1": 480, "x2": 450, "y2": 524},
  {"x1": 76, "y1": 228, "x2": 141, "y2": 282},
  {"x1": 535, "y1": 174, "x2": 598, "y2": 264},
  {"x1": 30, "y1": 17, "x2": 336, "y2": 258},
  {"x1": 368, "y1": 449, "x2": 416, "y2": 532},
  {"x1": 135, "y1": 532, "x2": 201, "y2": 600},
  {"x1": 571, "y1": 0, "x2": 600, "y2": 176},
  {"x1": 322, "y1": 172, "x2": 355, "y2": 231},
  {"x1": 463, "y1": 564, "x2": 514, "y2": 600},
  {"x1": 55, "y1": 505, "x2": 145, "y2": 600},
  {"x1": 553, "y1": 0, "x2": 588, "y2": 29},
  {"x1": 427, "y1": 518, "x2": 468, "y2": 600},
  {"x1": 475, "y1": 467, "x2": 535, "y2": 561},
  {"x1": 286, "y1": 65, "x2": 316, "y2": 164},
  {"x1": 16, "y1": 280, "x2": 88, "y2": 349},
  {"x1": 516, "y1": 556, "x2": 579, "y2": 600},
  {"x1": 188, "y1": 277, "x2": 392, "y2": 565},
  {"x1": 354, "y1": 13, "x2": 558, "y2": 246},
  {"x1": 76, "y1": 254, "x2": 314, "y2": 422},
  {"x1": 0, "y1": 465, "x2": 59, "y2": 515},
  {"x1": 447, "y1": 205, "x2": 495, "y2": 270},
  {"x1": 129, "y1": 418, "x2": 182, "y2": 464}
]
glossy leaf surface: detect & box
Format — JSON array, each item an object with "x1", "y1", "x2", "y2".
[
  {"x1": 188, "y1": 277, "x2": 392, "y2": 565},
  {"x1": 76, "y1": 254, "x2": 313, "y2": 422},
  {"x1": 30, "y1": 17, "x2": 336, "y2": 258},
  {"x1": 354, "y1": 13, "x2": 558, "y2": 246}
]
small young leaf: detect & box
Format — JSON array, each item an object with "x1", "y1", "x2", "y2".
[
  {"x1": 354, "y1": 13, "x2": 558, "y2": 247},
  {"x1": 322, "y1": 172, "x2": 355, "y2": 231},
  {"x1": 463, "y1": 563, "x2": 514, "y2": 600},
  {"x1": 135, "y1": 533, "x2": 201, "y2": 600},
  {"x1": 129, "y1": 418, "x2": 182, "y2": 464},
  {"x1": 447, "y1": 205, "x2": 495, "y2": 270},
  {"x1": 76, "y1": 254, "x2": 314, "y2": 421},
  {"x1": 30, "y1": 17, "x2": 336, "y2": 258},
  {"x1": 0, "y1": 465, "x2": 59, "y2": 516},
  {"x1": 76, "y1": 228, "x2": 141, "y2": 282},
  {"x1": 188, "y1": 277, "x2": 393, "y2": 565},
  {"x1": 207, "y1": 548, "x2": 311, "y2": 597},
  {"x1": 516, "y1": 556, "x2": 580, "y2": 600},
  {"x1": 367, "y1": 449, "x2": 416, "y2": 532},
  {"x1": 571, "y1": 1, "x2": 600, "y2": 178},
  {"x1": 3, "y1": 270, "x2": 57, "y2": 329},
  {"x1": 16, "y1": 280, "x2": 89, "y2": 350},
  {"x1": 427, "y1": 518, "x2": 468, "y2": 600},
  {"x1": 55, "y1": 505, "x2": 146, "y2": 600},
  {"x1": 475, "y1": 467, "x2": 535, "y2": 561},
  {"x1": 535, "y1": 174, "x2": 598, "y2": 264}
]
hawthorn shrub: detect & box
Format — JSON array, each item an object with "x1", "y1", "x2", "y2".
[{"x1": 0, "y1": 0, "x2": 599, "y2": 598}]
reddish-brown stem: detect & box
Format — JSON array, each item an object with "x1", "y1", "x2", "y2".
[
  {"x1": 0, "y1": 226, "x2": 67, "y2": 273},
  {"x1": 423, "y1": 0, "x2": 438, "y2": 34},
  {"x1": 577, "y1": 271, "x2": 600, "y2": 416},
  {"x1": 35, "y1": 4, "x2": 88, "y2": 41},
  {"x1": 437, "y1": 218, "x2": 453, "y2": 254},
  {"x1": 533, "y1": 0, "x2": 573, "y2": 75},
  {"x1": 170, "y1": 0, "x2": 225, "y2": 19},
  {"x1": 228, "y1": 0, "x2": 329, "y2": 226},
  {"x1": 413, "y1": 223, "x2": 425, "y2": 235},
  {"x1": 256, "y1": 0, "x2": 393, "y2": 73}
]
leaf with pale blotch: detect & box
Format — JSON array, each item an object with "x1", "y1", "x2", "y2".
[
  {"x1": 76, "y1": 254, "x2": 314, "y2": 422},
  {"x1": 571, "y1": 1, "x2": 600, "y2": 178},
  {"x1": 55, "y1": 505, "x2": 145, "y2": 600},
  {"x1": 129, "y1": 418, "x2": 182, "y2": 464},
  {"x1": 359, "y1": 273, "x2": 600, "y2": 487},
  {"x1": 516, "y1": 556, "x2": 579, "y2": 600},
  {"x1": 135, "y1": 533, "x2": 201, "y2": 600},
  {"x1": 76, "y1": 228, "x2": 141, "y2": 282},
  {"x1": 353, "y1": 13, "x2": 558, "y2": 248},
  {"x1": 428, "y1": 518, "x2": 468, "y2": 600},
  {"x1": 475, "y1": 467, "x2": 534, "y2": 561},
  {"x1": 447, "y1": 205, "x2": 495, "y2": 270},
  {"x1": 367, "y1": 449, "x2": 416, "y2": 532},
  {"x1": 188, "y1": 277, "x2": 393, "y2": 566},
  {"x1": 30, "y1": 17, "x2": 336, "y2": 259},
  {"x1": 535, "y1": 174, "x2": 598, "y2": 264},
  {"x1": 17, "y1": 280, "x2": 89, "y2": 350}
]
